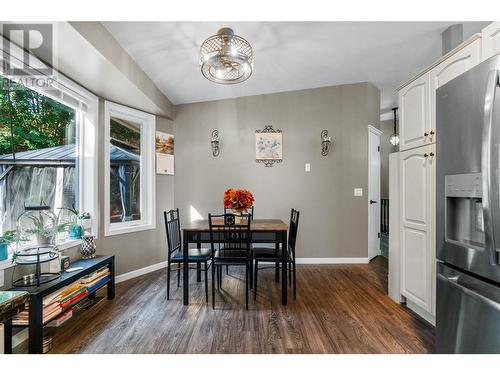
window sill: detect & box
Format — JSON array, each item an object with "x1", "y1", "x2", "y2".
[
  {"x1": 0, "y1": 239, "x2": 82, "y2": 271},
  {"x1": 104, "y1": 222, "x2": 156, "y2": 237}
]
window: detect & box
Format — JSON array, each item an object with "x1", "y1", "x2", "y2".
[
  {"x1": 104, "y1": 101, "x2": 155, "y2": 236},
  {"x1": 0, "y1": 36, "x2": 98, "y2": 262}
]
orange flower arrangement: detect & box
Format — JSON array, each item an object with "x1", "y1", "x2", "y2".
[{"x1": 223, "y1": 188, "x2": 255, "y2": 212}]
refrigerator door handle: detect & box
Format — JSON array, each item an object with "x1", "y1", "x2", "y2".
[
  {"x1": 481, "y1": 69, "x2": 500, "y2": 265},
  {"x1": 438, "y1": 267, "x2": 500, "y2": 307}
]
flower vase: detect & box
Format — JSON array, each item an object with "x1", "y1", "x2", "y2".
[
  {"x1": 232, "y1": 210, "x2": 246, "y2": 224},
  {"x1": 0, "y1": 243, "x2": 8, "y2": 261},
  {"x1": 80, "y1": 235, "x2": 96, "y2": 259}
]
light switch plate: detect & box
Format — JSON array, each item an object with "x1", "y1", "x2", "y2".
[
  {"x1": 305, "y1": 163, "x2": 311, "y2": 172},
  {"x1": 354, "y1": 188, "x2": 363, "y2": 197}
]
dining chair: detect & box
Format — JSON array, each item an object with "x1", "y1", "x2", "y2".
[
  {"x1": 164, "y1": 209, "x2": 211, "y2": 303},
  {"x1": 208, "y1": 213, "x2": 253, "y2": 309},
  {"x1": 253, "y1": 208, "x2": 300, "y2": 301},
  {"x1": 223, "y1": 206, "x2": 254, "y2": 276}
]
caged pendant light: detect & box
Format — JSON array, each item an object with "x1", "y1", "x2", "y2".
[
  {"x1": 389, "y1": 107, "x2": 400, "y2": 146},
  {"x1": 200, "y1": 27, "x2": 254, "y2": 85}
]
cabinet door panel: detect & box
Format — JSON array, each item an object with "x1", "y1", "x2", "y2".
[
  {"x1": 402, "y1": 227, "x2": 428, "y2": 304},
  {"x1": 482, "y1": 22, "x2": 500, "y2": 61},
  {"x1": 430, "y1": 39, "x2": 481, "y2": 137},
  {"x1": 400, "y1": 145, "x2": 435, "y2": 314},
  {"x1": 399, "y1": 73, "x2": 431, "y2": 151}
]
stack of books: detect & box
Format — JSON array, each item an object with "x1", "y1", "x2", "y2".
[
  {"x1": 80, "y1": 267, "x2": 110, "y2": 294},
  {"x1": 11, "y1": 297, "x2": 63, "y2": 325},
  {"x1": 59, "y1": 282, "x2": 88, "y2": 309},
  {"x1": 12, "y1": 266, "x2": 110, "y2": 326}
]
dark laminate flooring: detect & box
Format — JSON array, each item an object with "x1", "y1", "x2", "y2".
[{"x1": 15, "y1": 256, "x2": 435, "y2": 354}]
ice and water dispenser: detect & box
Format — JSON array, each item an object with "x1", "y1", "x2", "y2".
[{"x1": 445, "y1": 173, "x2": 484, "y2": 249}]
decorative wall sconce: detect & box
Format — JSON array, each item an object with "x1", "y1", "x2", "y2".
[
  {"x1": 321, "y1": 130, "x2": 332, "y2": 156},
  {"x1": 211, "y1": 130, "x2": 220, "y2": 157}
]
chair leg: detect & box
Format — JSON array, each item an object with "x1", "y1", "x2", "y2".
[
  {"x1": 245, "y1": 264, "x2": 249, "y2": 310},
  {"x1": 212, "y1": 262, "x2": 216, "y2": 309},
  {"x1": 204, "y1": 261, "x2": 208, "y2": 304},
  {"x1": 293, "y1": 260, "x2": 297, "y2": 300},
  {"x1": 177, "y1": 263, "x2": 181, "y2": 287},
  {"x1": 197, "y1": 261, "x2": 202, "y2": 282},
  {"x1": 217, "y1": 266, "x2": 220, "y2": 290},
  {"x1": 249, "y1": 258, "x2": 253, "y2": 289},
  {"x1": 275, "y1": 262, "x2": 279, "y2": 282},
  {"x1": 218, "y1": 266, "x2": 222, "y2": 289},
  {"x1": 167, "y1": 262, "x2": 171, "y2": 300},
  {"x1": 254, "y1": 260, "x2": 259, "y2": 301}
]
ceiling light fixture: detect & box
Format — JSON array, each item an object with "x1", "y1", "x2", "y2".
[
  {"x1": 200, "y1": 27, "x2": 254, "y2": 85},
  {"x1": 389, "y1": 107, "x2": 400, "y2": 147}
]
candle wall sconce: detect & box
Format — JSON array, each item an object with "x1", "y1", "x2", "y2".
[
  {"x1": 211, "y1": 130, "x2": 220, "y2": 157},
  {"x1": 321, "y1": 130, "x2": 332, "y2": 156}
]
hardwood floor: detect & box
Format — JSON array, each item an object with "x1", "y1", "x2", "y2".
[{"x1": 18, "y1": 257, "x2": 435, "y2": 354}]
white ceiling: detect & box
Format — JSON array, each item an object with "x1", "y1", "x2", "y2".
[{"x1": 103, "y1": 21, "x2": 489, "y2": 114}]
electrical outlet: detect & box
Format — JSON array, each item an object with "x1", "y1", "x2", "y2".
[
  {"x1": 305, "y1": 163, "x2": 311, "y2": 172},
  {"x1": 354, "y1": 188, "x2": 363, "y2": 197}
]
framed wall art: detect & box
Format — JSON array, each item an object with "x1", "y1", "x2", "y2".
[
  {"x1": 255, "y1": 125, "x2": 282, "y2": 167},
  {"x1": 155, "y1": 131, "x2": 174, "y2": 175}
]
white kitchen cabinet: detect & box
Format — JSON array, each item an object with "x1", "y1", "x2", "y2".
[
  {"x1": 482, "y1": 22, "x2": 500, "y2": 61},
  {"x1": 399, "y1": 72, "x2": 431, "y2": 151},
  {"x1": 399, "y1": 144, "x2": 435, "y2": 317},
  {"x1": 430, "y1": 38, "x2": 481, "y2": 132}
]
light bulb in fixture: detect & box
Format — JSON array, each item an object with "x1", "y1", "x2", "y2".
[{"x1": 389, "y1": 134, "x2": 400, "y2": 146}]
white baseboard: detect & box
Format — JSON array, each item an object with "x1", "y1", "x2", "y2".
[
  {"x1": 295, "y1": 257, "x2": 369, "y2": 264},
  {"x1": 115, "y1": 260, "x2": 167, "y2": 284}
]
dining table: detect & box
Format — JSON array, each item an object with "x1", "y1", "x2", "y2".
[{"x1": 180, "y1": 219, "x2": 289, "y2": 306}]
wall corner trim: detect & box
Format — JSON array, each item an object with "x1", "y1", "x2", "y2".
[{"x1": 115, "y1": 261, "x2": 167, "y2": 284}]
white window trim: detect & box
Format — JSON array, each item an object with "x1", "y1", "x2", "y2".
[
  {"x1": 0, "y1": 35, "x2": 99, "y2": 264},
  {"x1": 104, "y1": 101, "x2": 156, "y2": 237}
]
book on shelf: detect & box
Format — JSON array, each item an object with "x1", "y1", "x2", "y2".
[
  {"x1": 47, "y1": 309, "x2": 73, "y2": 327},
  {"x1": 87, "y1": 275, "x2": 110, "y2": 294},
  {"x1": 60, "y1": 289, "x2": 88, "y2": 309},
  {"x1": 80, "y1": 267, "x2": 109, "y2": 285}
]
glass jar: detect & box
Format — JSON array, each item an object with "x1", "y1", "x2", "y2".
[{"x1": 16, "y1": 205, "x2": 57, "y2": 251}]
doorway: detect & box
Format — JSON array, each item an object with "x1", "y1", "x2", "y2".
[{"x1": 368, "y1": 125, "x2": 382, "y2": 261}]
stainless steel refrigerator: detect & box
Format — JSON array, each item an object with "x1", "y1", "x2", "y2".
[{"x1": 436, "y1": 54, "x2": 500, "y2": 353}]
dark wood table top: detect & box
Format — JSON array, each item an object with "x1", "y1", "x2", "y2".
[
  {"x1": 10, "y1": 255, "x2": 114, "y2": 297},
  {"x1": 181, "y1": 219, "x2": 288, "y2": 232}
]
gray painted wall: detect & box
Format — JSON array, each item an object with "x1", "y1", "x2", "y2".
[
  {"x1": 379, "y1": 119, "x2": 399, "y2": 198},
  {"x1": 94, "y1": 104, "x2": 174, "y2": 275},
  {"x1": 174, "y1": 83, "x2": 380, "y2": 259}
]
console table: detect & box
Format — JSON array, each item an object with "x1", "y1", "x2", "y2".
[{"x1": 4, "y1": 255, "x2": 115, "y2": 354}]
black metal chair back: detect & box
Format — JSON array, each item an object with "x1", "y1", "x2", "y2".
[
  {"x1": 224, "y1": 206, "x2": 254, "y2": 219},
  {"x1": 208, "y1": 213, "x2": 252, "y2": 258},
  {"x1": 288, "y1": 209, "x2": 300, "y2": 260},
  {"x1": 164, "y1": 209, "x2": 181, "y2": 258}
]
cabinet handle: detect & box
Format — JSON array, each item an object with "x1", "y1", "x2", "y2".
[
  {"x1": 424, "y1": 153, "x2": 429, "y2": 158},
  {"x1": 430, "y1": 152, "x2": 435, "y2": 157},
  {"x1": 429, "y1": 130, "x2": 435, "y2": 141},
  {"x1": 424, "y1": 132, "x2": 429, "y2": 137}
]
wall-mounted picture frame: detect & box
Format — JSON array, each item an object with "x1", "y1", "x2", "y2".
[
  {"x1": 255, "y1": 125, "x2": 282, "y2": 167},
  {"x1": 155, "y1": 131, "x2": 174, "y2": 175}
]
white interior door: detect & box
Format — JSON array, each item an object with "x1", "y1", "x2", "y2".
[{"x1": 368, "y1": 126, "x2": 382, "y2": 261}]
